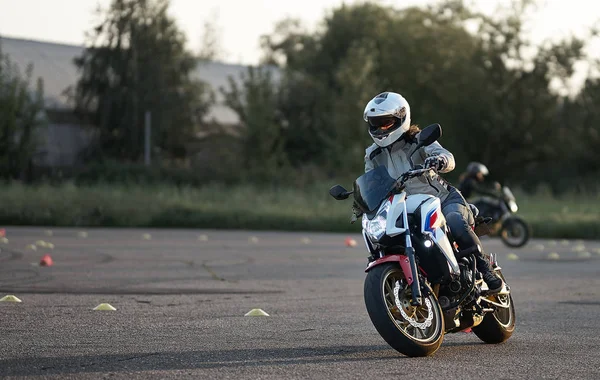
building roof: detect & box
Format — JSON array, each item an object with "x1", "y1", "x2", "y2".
[
  {"x1": 1, "y1": 37, "x2": 83, "y2": 110},
  {"x1": 0, "y1": 36, "x2": 277, "y2": 125}
]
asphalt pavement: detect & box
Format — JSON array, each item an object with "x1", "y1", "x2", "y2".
[{"x1": 0, "y1": 227, "x2": 599, "y2": 379}]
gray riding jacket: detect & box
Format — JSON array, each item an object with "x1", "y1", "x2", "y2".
[{"x1": 364, "y1": 133, "x2": 456, "y2": 202}]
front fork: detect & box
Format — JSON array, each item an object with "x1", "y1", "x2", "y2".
[
  {"x1": 364, "y1": 202, "x2": 423, "y2": 306},
  {"x1": 402, "y1": 201, "x2": 423, "y2": 306}
]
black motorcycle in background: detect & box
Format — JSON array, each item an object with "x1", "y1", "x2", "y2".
[{"x1": 472, "y1": 185, "x2": 531, "y2": 248}]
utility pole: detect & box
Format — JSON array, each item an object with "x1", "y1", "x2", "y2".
[{"x1": 144, "y1": 110, "x2": 151, "y2": 166}]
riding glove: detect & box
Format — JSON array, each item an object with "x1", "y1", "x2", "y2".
[{"x1": 424, "y1": 155, "x2": 448, "y2": 171}]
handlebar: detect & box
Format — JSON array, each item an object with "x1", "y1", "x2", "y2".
[{"x1": 396, "y1": 167, "x2": 438, "y2": 188}]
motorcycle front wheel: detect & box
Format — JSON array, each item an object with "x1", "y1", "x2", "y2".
[
  {"x1": 500, "y1": 217, "x2": 530, "y2": 247},
  {"x1": 364, "y1": 263, "x2": 444, "y2": 357}
]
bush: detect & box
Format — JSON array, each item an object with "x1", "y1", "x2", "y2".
[
  {"x1": 73, "y1": 162, "x2": 209, "y2": 187},
  {"x1": 0, "y1": 182, "x2": 598, "y2": 240}
]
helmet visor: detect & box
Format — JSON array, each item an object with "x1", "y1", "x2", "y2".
[{"x1": 368, "y1": 116, "x2": 399, "y2": 136}]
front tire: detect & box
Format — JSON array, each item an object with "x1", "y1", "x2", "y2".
[
  {"x1": 500, "y1": 217, "x2": 530, "y2": 247},
  {"x1": 364, "y1": 263, "x2": 444, "y2": 357}
]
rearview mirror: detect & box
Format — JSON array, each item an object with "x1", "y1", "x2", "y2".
[
  {"x1": 329, "y1": 185, "x2": 352, "y2": 200},
  {"x1": 418, "y1": 123, "x2": 442, "y2": 147}
]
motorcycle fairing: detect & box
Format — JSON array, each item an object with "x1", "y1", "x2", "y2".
[
  {"x1": 408, "y1": 195, "x2": 460, "y2": 277},
  {"x1": 385, "y1": 193, "x2": 407, "y2": 237}
]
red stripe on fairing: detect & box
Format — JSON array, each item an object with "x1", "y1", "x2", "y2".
[
  {"x1": 429, "y1": 211, "x2": 438, "y2": 230},
  {"x1": 365, "y1": 254, "x2": 414, "y2": 285},
  {"x1": 424, "y1": 207, "x2": 439, "y2": 232}
]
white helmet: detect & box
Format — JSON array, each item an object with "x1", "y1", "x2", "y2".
[
  {"x1": 467, "y1": 162, "x2": 489, "y2": 176},
  {"x1": 363, "y1": 92, "x2": 411, "y2": 147}
]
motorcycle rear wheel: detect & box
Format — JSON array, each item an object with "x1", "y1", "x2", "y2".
[
  {"x1": 364, "y1": 263, "x2": 444, "y2": 357},
  {"x1": 473, "y1": 272, "x2": 516, "y2": 343}
]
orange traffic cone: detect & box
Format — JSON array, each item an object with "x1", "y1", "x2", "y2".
[
  {"x1": 39, "y1": 254, "x2": 54, "y2": 267},
  {"x1": 0, "y1": 228, "x2": 5, "y2": 237}
]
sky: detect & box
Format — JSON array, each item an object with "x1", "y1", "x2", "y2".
[{"x1": 0, "y1": 0, "x2": 598, "y2": 66}]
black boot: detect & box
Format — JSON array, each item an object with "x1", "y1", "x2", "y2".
[
  {"x1": 445, "y1": 210, "x2": 504, "y2": 294},
  {"x1": 476, "y1": 255, "x2": 503, "y2": 294}
]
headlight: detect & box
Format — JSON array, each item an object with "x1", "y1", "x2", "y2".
[
  {"x1": 509, "y1": 201, "x2": 518, "y2": 213},
  {"x1": 367, "y1": 215, "x2": 387, "y2": 241},
  {"x1": 363, "y1": 200, "x2": 390, "y2": 241},
  {"x1": 362, "y1": 214, "x2": 369, "y2": 231}
]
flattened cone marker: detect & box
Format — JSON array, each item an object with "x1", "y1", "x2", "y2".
[
  {"x1": 0, "y1": 295, "x2": 22, "y2": 302},
  {"x1": 93, "y1": 303, "x2": 117, "y2": 311},
  {"x1": 506, "y1": 253, "x2": 519, "y2": 260},
  {"x1": 245, "y1": 308, "x2": 269, "y2": 316},
  {"x1": 578, "y1": 251, "x2": 592, "y2": 258}
]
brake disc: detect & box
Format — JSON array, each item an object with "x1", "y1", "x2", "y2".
[{"x1": 394, "y1": 281, "x2": 433, "y2": 329}]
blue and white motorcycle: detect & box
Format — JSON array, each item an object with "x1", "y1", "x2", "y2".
[{"x1": 329, "y1": 124, "x2": 515, "y2": 357}]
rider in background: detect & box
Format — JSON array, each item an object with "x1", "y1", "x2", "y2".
[
  {"x1": 362, "y1": 92, "x2": 503, "y2": 293},
  {"x1": 458, "y1": 162, "x2": 502, "y2": 200}
]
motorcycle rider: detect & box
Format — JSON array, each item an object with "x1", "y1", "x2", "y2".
[
  {"x1": 362, "y1": 92, "x2": 503, "y2": 293},
  {"x1": 458, "y1": 162, "x2": 501, "y2": 200}
]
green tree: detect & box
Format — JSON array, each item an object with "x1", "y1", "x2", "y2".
[
  {"x1": 260, "y1": 3, "x2": 485, "y2": 176},
  {"x1": 221, "y1": 67, "x2": 287, "y2": 180},
  {"x1": 257, "y1": 0, "x2": 591, "y2": 185},
  {"x1": 260, "y1": 19, "x2": 331, "y2": 169},
  {"x1": 198, "y1": 13, "x2": 223, "y2": 62},
  {"x1": 260, "y1": 5, "x2": 395, "y2": 174},
  {"x1": 553, "y1": 73, "x2": 600, "y2": 191},
  {"x1": 0, "y1": 43, "x2": 44, "y2": 181},
  {"x1": 73, "y1": 0, "x2": 213, "y2": 162},
  {"x1": 452, "y1": 1, "x2": 585, "y2": 182}
]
